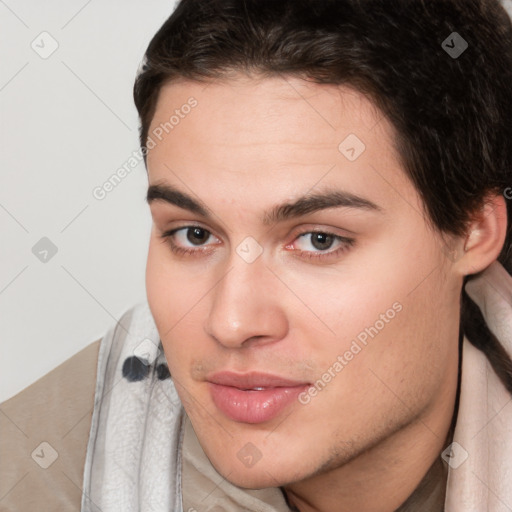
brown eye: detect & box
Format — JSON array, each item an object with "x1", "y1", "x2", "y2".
[
  {"x1": 289, "y1": 230, "x2": 355, "y2": 262},
  {"x1": 159, "y1": 225, "x2": 219, "y2": 257},
  {"x1": 187, "y1": 227, "x2": 210, "y2": 245},
  {"x1": 309, "y1": 232, "x2": 335, "y2": 251}
]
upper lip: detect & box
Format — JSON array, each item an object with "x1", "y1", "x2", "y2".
[{"x1": 207, "y1": 371, "x2": 309, "y2": 389}]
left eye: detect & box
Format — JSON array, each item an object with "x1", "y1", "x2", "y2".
[{"x1": 293, "y1": 232, "x2": 341, "y2": 252}]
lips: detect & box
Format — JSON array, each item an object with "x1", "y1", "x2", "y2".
[
  {"x1": 206, "y1": 371, "x2": 310, "y2": 424},
  {"x1": 207, "y1": 371, "x2": 308, "y2": 389}
]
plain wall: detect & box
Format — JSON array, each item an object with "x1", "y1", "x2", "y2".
[{"x1": 0, "y1": 0, "x2": 178, "y2": 402}]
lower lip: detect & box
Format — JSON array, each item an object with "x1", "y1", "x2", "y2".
[{"x1": 208, "y1": 382, "x2": 309, "y2": 424}]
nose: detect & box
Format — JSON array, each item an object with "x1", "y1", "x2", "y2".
[{"x1": 203, "y1": 254, "x2": 288, "y2": 349}]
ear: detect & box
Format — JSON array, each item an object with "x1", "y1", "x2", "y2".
[{"x1": 454, "y1": 192, "x2": 508, "y2": 276}]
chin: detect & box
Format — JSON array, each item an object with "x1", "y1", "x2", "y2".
[{"x1": 207, "y1": 451, "x2": 307, "y2": 490}]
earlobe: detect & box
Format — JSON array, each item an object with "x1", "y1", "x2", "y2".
[{"x1": 458, "y1": 193, "x2": 508, "y2": 276}]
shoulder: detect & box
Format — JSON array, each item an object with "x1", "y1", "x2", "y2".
[{"x1": 0, "y1": 338, "x2": 101, "y2": 511}]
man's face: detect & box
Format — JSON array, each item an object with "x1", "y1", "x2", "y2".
[{"x1": 145, "y1": 75, "x2": 460, "y2": 488}]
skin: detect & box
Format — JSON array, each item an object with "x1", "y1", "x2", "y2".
[{"x1": 145, "y1": 74, "x2": 507, "y2": 512}]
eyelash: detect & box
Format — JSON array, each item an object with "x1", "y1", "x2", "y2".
[{"x1": 158, "y1": 226, "x2": 355, "y2": 262}]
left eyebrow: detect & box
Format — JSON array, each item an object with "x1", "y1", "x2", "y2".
[
  {"x1": 146, "y1": 182, "x2": 384, "y2": 226},
  {"x1": 262, "y1": 189, "x2": 384, "y2": 226}
]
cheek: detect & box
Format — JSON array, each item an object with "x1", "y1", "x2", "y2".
[
  {"x1": 145, "y1": 239, "x2": 206, "y2": 376},
  {"x1": 146, "y1": 242, "x2": 184, "y2": 364},
  {"x1": 336, "y1": 274, "x2": 456, "y2": 416},
  {"x1": 300, "y1": 252, "x2": 453, "y2": 408},
  {"x1": 146, "y1": 241, "x2": 169, "y2": 324},
  {"x1": 146, "y1": 238, "x2": 193, "y2": 325}
]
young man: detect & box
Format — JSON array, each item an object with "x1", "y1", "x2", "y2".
[{"x1": 2, "y1": 1, "x2": 512, "y2": 511}]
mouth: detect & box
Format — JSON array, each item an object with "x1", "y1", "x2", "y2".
[{"x1": 206, "y1": 371, "x2": 311, "y2": 424}]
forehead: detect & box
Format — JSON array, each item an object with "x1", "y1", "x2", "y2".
[
  {"x1": 146, "y1": 74, "x2": 417, "y2": 216},
  {"x1": 149, "y1": 74, "x2": 385, "y2": 147}
]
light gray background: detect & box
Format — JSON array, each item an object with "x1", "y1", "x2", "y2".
[
  {"x1": 0, "y1": 0, "x2": 178, "y2": 402},
  {"x1": 1, "y1": 0, "x2": 512, "y2": 402}
]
